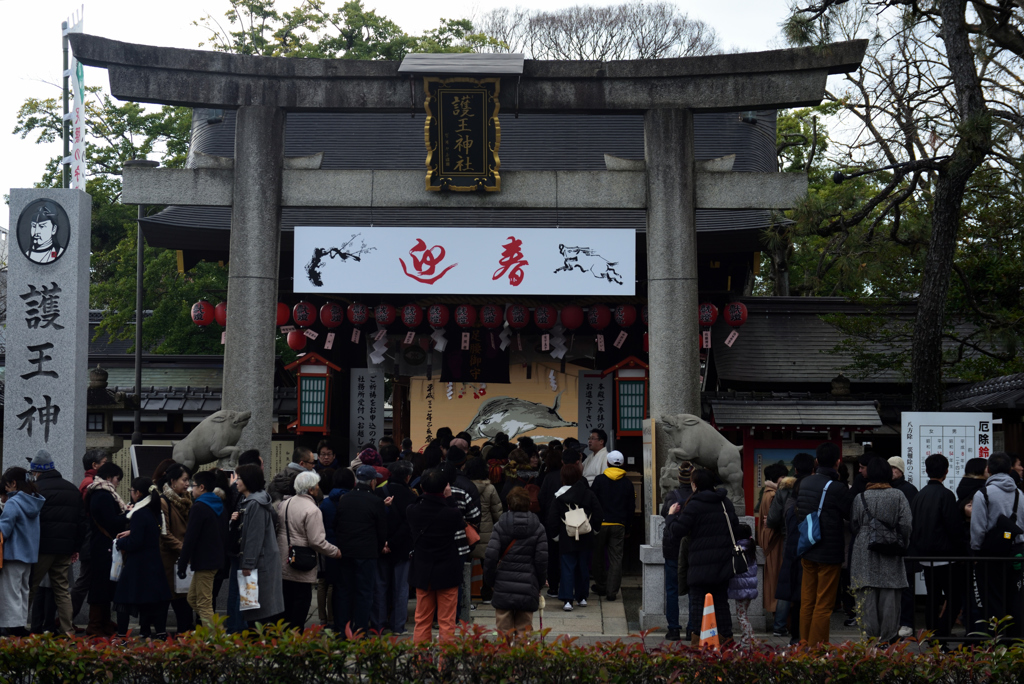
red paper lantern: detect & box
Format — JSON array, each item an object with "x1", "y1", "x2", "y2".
[
  {"x1": 614, "y1": 304, "x2": 637, "y2": 327},
  {"x1": 505, "y1": 304, "x2": 530, "y2": 329},
  {"x1": 214, "y1": 301, "x2": 227, "y2": 327},
  {"x1": 320, "y1": 302, "x2": 344, "y2": 328},
  {"x1": 479, "y1": 304, "x2": 503, "y2": 329},
  {"x1": 276, "y1": 302, "x2": 290, "y2": 327},
  {"x1": 292, "y1": 301, "x2": 315, "y2": 328},
  {"x1": 427, "y1": 304, "x2": 449, "y2": 328},
  {"x1": 724, "y1": 302, "x2": 748, "y2": 327},
  {"x1": 191, "y1": 300, "x2": 215, "y2": 326},
  {"x1": 533, "y1": 304, "x2": 557, "y2": 330},
  {"x1": 698, "y1": 302, "x2": 719, "y2": 327},
  {"x1": 375, "y1": 303, "x2": 397, "y2": 326},
  {"x1": 454, "y1": 304, "x2": 477, "y2": 328},
  {"x1": 642, "y1": 305, "x2": 649, "y2": 326},
  {"x1": 286, "y1": 329, "x2": 307, "y2": 351},
  {"x1": 587, "y1": 304, "x2": 611, "y2": 330},
  {"x1": 347, "y1": 301, "x2": 369, "y2": 326},
  {"x1": 560, "y1": 305, "x2": 585, "y2": 331},
  {"x1": 401, "y1": 303, "x2": 423, "y2": 328}
]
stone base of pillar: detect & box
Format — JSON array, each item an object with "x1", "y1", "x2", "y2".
[{"x1": 640, "y1": 515, "x2": 766, "y2": 632}]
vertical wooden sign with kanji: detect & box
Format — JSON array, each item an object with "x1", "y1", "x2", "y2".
[
  {"x1": 5, "y1": 190, "x2": 91, "y2": 479},
  {"x1": 424, "y1": 77, "x2": 501, "y2": 192}
]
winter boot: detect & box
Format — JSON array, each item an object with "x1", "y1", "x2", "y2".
[{"x1": 85, "y1": 605, "x2": 108, "y2": 637}]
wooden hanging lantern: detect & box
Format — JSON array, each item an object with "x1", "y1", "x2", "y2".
[
  {"x1": 285, "y1": 352, "x2": 342, "y2": 435},
  {"x1": 602, "y1": 355, "x2": 650, "y2": 437}
]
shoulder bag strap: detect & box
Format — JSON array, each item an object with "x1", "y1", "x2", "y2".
[
  {"x1": 1014, "y1": 489, "x2": 1020, "y2": 517},
  {"x1": 284, "y1": 499, "x2": 293, "y2": 546},
  {"x1": 722, "y1": 502, "x2": 737, "y2": 547},
  {"x1": 859, "y1": 492, "x2": 876, "y2": 521},
  {"x1": 818, "y1": 480, "x2": 832, "y2": 514}
]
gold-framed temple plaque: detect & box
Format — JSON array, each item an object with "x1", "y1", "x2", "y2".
[{"x1": 424, "y1": 77, "x2": 501, "y2": 192}]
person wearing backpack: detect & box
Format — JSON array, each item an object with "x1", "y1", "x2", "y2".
[
  {"x1": 483, "y1": 487, "x2": 548, "y2": 633},
  {"x1": 795, "y1": 442, "x2": 852, "y2": 646},
  {"x1": 547, "y1": 463, "x2": 604, "y2": 612},
  {"x1": 970, "y1": 452, "x2": 1024, "y2": 637},
  {"x1": 590, "y1": 450, "x2": 635, "y2": 602},
  {"x1": 850, "y1": 456, "x2": 912, "y2": 642}
]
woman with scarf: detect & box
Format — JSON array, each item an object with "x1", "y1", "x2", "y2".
[
  {"x1": 156, "y1": 462, "x2": 194, "y2": 634},
  {"x1": 0, "y1": 467, "x2": 46, "y2": 636},
  {"x1": 113, "y1": 478, "x2": 172, "y2": 639},
  {"x1": 850, "y1": 456, "x2": 913, "y2": 642},
  {"x1": 500, "y1": 449, "x2": 540, "y2": 510},
  {"x1": 85, "y1": 462, "x2": 128, "y2": 636}
]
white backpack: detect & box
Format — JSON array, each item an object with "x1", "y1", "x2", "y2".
[{"x1": 562, "y1": 504, "x2": 592, "y2": 540}]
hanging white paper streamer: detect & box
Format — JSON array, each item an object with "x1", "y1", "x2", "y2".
[
  {"x1": 369, "y1": 324, "x2": 389, "y2": 364},
  {"x1": 431, "y1": 327, "x2": 448, "y2": 352},
  {"x1": 548, "y1": 369, "x2": 558, "y2": 392},
  {"x1": 549, "y1": 323, "x2": 567, "y2": 360},
  {"x1": 498, "y1": 326, "x2": 511, "y2": 351},
  {"x1": 446, "y1": 382, "x2": 454, "y2": 400}
]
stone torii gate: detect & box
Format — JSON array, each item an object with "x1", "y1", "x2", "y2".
[{"x1": 70, "y1": 35, "x2": 866, "y2": 482}]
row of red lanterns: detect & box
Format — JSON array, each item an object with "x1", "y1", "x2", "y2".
[{"x1": 194, "y1": 299, "x2": 747, "y2": 332}]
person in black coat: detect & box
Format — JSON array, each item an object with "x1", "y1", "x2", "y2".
[
  {"x1": 794, "y1": 442, "x2": 851, "y2": 646},
  {"x1": 113, "y1": 479, "x2": 172, "y2": 638},
  {"x1": 910, "y1": 454, "x2": 965, "y2": 641},
  {"x1": 956, "y1": 458, "x2": 988, "y2": 502},
  {"x1": 84, "y1": 462, "x2": 128, "y2": 637},
  {"x1": 669, "y1": 468, "x2": 741, "y2": 641},
  {"x1": 539, "y1": 447, "x2": 582, "y2": 597},
  {"x1": 373, "y1": 460, "x2": 417, "y2": 634},
  {"x1": 483, "y1": 486, "x2": 548, "y2": 633},
  {"x1": 26, "y1": 450, "x2": 86, "y2": 636},
  {"x1": 334, "y1": 465, "x2": 387, "y2": 635},
  {"x1": 407, "y1": 468, "x2": 469, "y2": 643},
  {"x1": 661, "y1": 462, "x2": 694, "y2": 641},
  {"x1": 546, "y1": 463, "x2": 604, "y2": 611}
]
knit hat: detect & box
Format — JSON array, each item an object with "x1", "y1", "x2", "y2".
[
  {"x1": 446, "y1": 446, "x2": 467, "y2": 466},
  {"x1": 358, "y1": 448, "x2": 382, "y2": 467},
  {"x1": 27, "y1": 449, "x2": 55, "y2": 472},
  {"x1": 888, "y1": 456, "x2": 906, "y2": 475},
  {"x1": 678, "y1": 462, "x2": 695, "y2": 484},
  {"x1": 355, "y1": 465, "x2": 378, "y2": 482},
  {"x1": 606, "y1": 450, "x2": 624, "y2": 467}
]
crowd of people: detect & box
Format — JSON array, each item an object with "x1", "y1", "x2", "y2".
[
  {"x1": 663, "y1": 442, "x2": 1024, "y2": 646},
  {"x1": 0, "y1": 428, "x2": 634, "y2": 642}
]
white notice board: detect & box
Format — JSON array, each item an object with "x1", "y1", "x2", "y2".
[{"x1": 901, "y1": 411, "x2": 994, "y2": 492}]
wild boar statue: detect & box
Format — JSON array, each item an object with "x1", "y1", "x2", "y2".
[
  {"x1": 172, "y1": 410, "x2": 252, "y2": 470},
  {"x1": 659, "y1": 413, "x2": 743, "y2": 509}
]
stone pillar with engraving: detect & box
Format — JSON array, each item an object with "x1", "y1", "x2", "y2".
[{"x1": 5, "y1": 190, "x2": 91, "y2": 482}]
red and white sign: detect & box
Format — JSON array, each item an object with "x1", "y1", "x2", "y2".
[{"x1": 294, "y1": 227, "x2": 635, "y2": 295}]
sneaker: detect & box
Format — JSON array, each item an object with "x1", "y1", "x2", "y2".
[
  {"x1": 563, "y1": 602, "x2": 573, "y2": 612},
  {"x1": 578, "y1": 599, "x2": 588, "y2": 607},
  {"x1": 898, "y1": 626, "x2": 913, "y2": 638},
  {"x1": 546, "y1": 589, "x2": 559, "y2": 598},
  {"x1": 665, "y1": 629, "x2": 681, "y2": 641},
  {"x1": 843, "y1": 616, "x2": 858, "y2": 627},
  {"x1": 591, "y1": 584, "x2": 605, "y2": 594},
  {"x1": 470, "y1": 604, "x2": 477, "y2": 611},
  {"x1": 772, "y1": 628, "x2": 789, "y2": 637},
  {"x1": 482, "y1": 599, "x2": 492, "y2": 605}
]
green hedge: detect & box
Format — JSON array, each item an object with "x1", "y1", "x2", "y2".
[{"x1": 1, "y1": 622, "x2": 1021, "y2": 684}]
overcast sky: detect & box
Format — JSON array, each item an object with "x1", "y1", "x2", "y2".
[{"x1": 1, "y1": 0, "x2": 795, "y2": 218}]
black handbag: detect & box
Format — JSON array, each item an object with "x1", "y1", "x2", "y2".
[
  {"x1": 723, "y1": 502, "x2": 748, "y2": 577},
  {"x1": 285, "y1": 499, "x2": 318, "y2": 572},
  {"x1": 859, "y1": 492, "x2": 906, "y2": 556},
  {"x1": 980, "y1": 487, "x2": 1022, "y2": 556}
]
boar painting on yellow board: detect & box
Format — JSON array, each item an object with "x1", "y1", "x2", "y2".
[{"x1": 409, "y1": 362, "x2": 586, "y2": 448}]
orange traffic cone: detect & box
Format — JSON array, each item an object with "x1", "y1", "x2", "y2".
[{"x1": 699, "y1": 593, "x2": 719, "y2": 649}]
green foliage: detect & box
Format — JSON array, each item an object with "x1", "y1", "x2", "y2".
[
  {"x1": 195, "y1": 0, "x2": 500, "y2": 60},
  {"x1": 3, "y1": 621, "x2": 1024, "y2": 683}
]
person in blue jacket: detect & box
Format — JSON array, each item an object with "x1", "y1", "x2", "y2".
[{"x1": 0, "y1": 467, "x2": 46, "y2": 636}]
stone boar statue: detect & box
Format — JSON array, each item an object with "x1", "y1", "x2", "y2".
[
  {"x1": 659, "y1": 413, "x2": 743, "y2": 509},
  {"x1": 172, "y1": 410, "x2": 252, "y2": 470}
]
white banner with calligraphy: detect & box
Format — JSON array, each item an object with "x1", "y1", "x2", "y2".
[
  {"x1": 901, "y1": 411, "x2": 994, "y2": 493},
  {"x1": 294, "y1": 227, "x2": 635, "y2": 295},
  {"x1": 349, "y1": 368, "x2": 385, "y2": 457},
  {"x1": 578, "y1": 371, "x2": 614, "y2": 450}
]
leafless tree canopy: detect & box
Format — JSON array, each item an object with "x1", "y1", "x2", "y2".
[{"x1": 476, "y1": 2, "x2": 721, "y2": 60}]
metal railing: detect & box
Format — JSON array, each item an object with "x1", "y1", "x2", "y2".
[{"x1": 902, "y1": 555, "x2": 1024, "y2": 644}]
